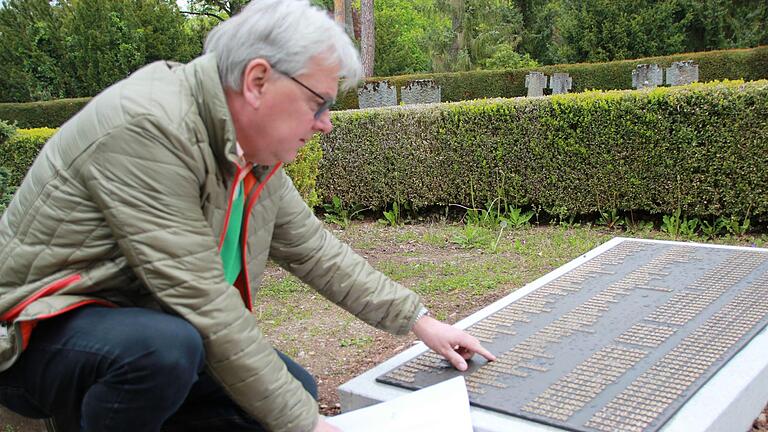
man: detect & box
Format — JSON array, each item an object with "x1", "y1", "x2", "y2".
[{"x1": 0, "y1": 1, "x2": 495, "y2": 431}]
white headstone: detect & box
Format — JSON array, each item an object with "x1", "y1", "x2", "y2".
[
  {"x1": 401, "y1": 80, "x2": 442, "y2": 105},
  {"x1": 525, "y1": 72, "x2": 548, "y2": 97},
  {"x1": 357, "y1": 81, "x2": 397, "y2": 108},
  {"x1": 666, "y1": 61, "x2": 699, "y2": 86},
  {"x1": 548, "y1": 73, "x2": 573, "y2": 95},
  {"x1": 632, "y1": 64, "x2": 663, "y2": 89}
]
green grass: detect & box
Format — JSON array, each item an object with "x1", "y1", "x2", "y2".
[{"x1": 259, "y1": 275, "x2": 311, "y2": 299}]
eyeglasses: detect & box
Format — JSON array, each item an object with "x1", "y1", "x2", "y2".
[{"x1": 285, "y1": 74, "x2": 335, "y2": 120}]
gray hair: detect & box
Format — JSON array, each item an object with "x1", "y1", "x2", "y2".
[{"x1": 204, "y1": 0, "x2": 363, "y2": 91}]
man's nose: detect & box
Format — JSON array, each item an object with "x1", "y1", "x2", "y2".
[{"x1": 314, "y1": 111, "x2": 333, "y2": 134}]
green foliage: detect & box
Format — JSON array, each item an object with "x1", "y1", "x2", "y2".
[
  {"x1": 285, "y1": 136, "x2": 323, "y2": 207},
  {"x1": 481, "y1": 46, "x2": 539, "y2": 70},
  {"x1": 322, "y1": 196, "x2": 367, "y2": 229},
  {"x1": 518, "y1": 0, "x2": 768, "y2": 65},
  {"x1": 507, "y1": 207, "x2": 534, "y2": 229},
  {"x1": 0, "y1": 0, "x2": 199, "y2": 103},
  {"x1": 380, "y1": 201, "x2": 403, "y2": 227},
  {"x1": 428, "y1": 0, "x2": 527, "y2": 72},
  {"x1": 597, "y1": 209, "x2": 625, "y2": 230},
  {"x1": 373, "y1": 0, "x2": 436, "y2": 76},
  {"x1": 0, "y1": 127, "x2": 56, "y2": 188},
  {"x1": 318, "y1": 80, "x2": 768, "y2": 222},
  {"x1": 60, "y1": 0, "x2": 197, "y2": 98},
  {"x1": 0, "y1": 0, "x2": 67, "y2": 102},
  {"x1": 450, "y1": 223, "x2": 494, "y2": 249},
  {"x1": 0, "y1": 120, "x2": 17, "y2": 145},
  {"x1": 0, "y1": 97, "x2": 90, "y2": 128},
  {"x1": 333, "y1": 46, "x2": 768, "y2": 110},
  {"x1": 0, "y1": 167, "x2": 16, "y2": 215}
]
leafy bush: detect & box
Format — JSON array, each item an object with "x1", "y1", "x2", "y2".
[
  {"x1": 318, "y1": 80, "x2": 768, "y2": 221},
  {"x1": 0, "y1": 128, "x2": 56, "y2": 188},
  {"x1": 0, "y1": 98, "x2": 90, "y2": 128},
  {"x1": 0, "y1": 167, "x2": 15, "y2": 216},
  {"x1": 0, "y1": 120, "x2": 17, "y2": 145}
]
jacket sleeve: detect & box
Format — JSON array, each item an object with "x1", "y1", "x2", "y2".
[
  {"x1": 80, "y1": 117, "x2": 318, "y2": 432},
  {"x1": 269, "y1": 170, "x2": 422, "y2": 335}
]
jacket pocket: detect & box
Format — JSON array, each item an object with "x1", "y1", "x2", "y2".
[{"x1": 0, "y1": 274, "x2": 82, "y2": 322}]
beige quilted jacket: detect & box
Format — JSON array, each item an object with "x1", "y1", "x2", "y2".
[{"x1": 0, "y1": 54, "x2": 422, "y2": 432}]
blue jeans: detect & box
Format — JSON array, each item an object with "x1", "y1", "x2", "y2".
[{"x1": 0, "y1": 307, "x2": 317, "y2": 432}]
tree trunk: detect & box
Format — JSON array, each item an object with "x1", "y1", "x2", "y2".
[
  {"x1": 344, "y1": 0, "x2": 355, "y2": 39},
  {"x1": 333, "y1": 0, "x2": 345, "y2": 27},
  {"x1": 360, "y1": 0, "x2": 375, "y2": 77}
]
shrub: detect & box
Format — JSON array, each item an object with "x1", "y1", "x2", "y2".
[
  {"x1": 0, "y1": 98, "x2": 90, "y2": 129},
  {"x1": 0, "y1": 120, "x2": 17, "y2": 146},
  {"x1": 318, "y1": 80, "x2": 768, "y2": 220},
  {"x1": 0, "y1": 128, "x2": 56, "y2": 188}
]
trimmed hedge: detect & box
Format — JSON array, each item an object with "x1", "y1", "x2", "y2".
[
  {"x1": 0, "y1": 128, "x2": 56, "y2": 188},
  {"x1": 317, "y1": 80, "x2": 768, "y2": 220},
  {"x1": 334, "y1": 45, "x2": 768, "y2": 110},
  {"x1": 0, "y1": 98, "x2": 91, "y2": 129},
  {"x1": 0, "y1": 128, "x2": 322, "y2": 207}
]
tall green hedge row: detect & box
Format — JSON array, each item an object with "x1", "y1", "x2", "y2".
[
  {"x1": 0, "y1": 98, "x2": 91, "y2": 129},
  {"x1": 3, "y1": 81, "x2": 767, "y2": 221},
  {"x1": 334, "y1": 45, "x2": 768, "y2": 110},
  {"x1": 316, "y1": 80, "x2": 768, "y2": 220},
  {"x1": 2, "y1": 47, "x2": 765, "y2": 129}
]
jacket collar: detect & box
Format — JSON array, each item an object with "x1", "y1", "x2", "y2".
[{"x1": 178, "y1": 54, "x2": 240, "y2": 176}]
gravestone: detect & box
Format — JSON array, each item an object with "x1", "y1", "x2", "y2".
[
  {"x1": 525, "y1": 72, "x2": 548, "y2": 97},
  {"x1": 665, "y1": 61, "x2": 699, "y2": 86},
  {"x1": 339, "y1": 238, "x2": 768, "y2": 432},
  {"x1": 549, "y1": 73, "x2": 573, "y2": 95},
  {"x1": 632, "y1": 64, "x2": 663, "y2": 89},
  {"x1": 357, "y1": 81, "x2": 397, "y2": 109},
  {"x1": 400, "y1": 80, "x2": 441, "y2": 105}
]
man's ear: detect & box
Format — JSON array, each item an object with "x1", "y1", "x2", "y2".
[{"x1": 241, "y1": 59, "x2": 271, "y2": 110}]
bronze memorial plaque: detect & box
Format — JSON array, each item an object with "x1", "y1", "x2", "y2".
[{"x1": 377, "y1": 239, "x2": 768, "y2": 432}]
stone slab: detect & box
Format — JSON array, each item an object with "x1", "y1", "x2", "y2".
[
  {"x1": 632, "y1": 64, "x2": 663, "y2": 89},
  {"x1": 401, "y1": 80, "x2": 441, "y2": 105},
  {"x1": 339, "y1": 238, "x2": 768, "y2": 432},
  {"x1": 666, "y1": 61, "x2": 699, "y2": 86},
  {"x1": 525, "y1": 72, "x2": 548, "y2": 97},
  {"x1": 357, "y1": 81, "x2": 397, "y2": 108},
  {"x1": 548, "y1": 73, "x2": 572, "y2": 95}
]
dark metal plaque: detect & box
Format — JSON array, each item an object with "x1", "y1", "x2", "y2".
[{"x1": 376, "y1": 239, "x2": 768, "y2": 432}]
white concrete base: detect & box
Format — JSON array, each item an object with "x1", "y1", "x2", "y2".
[{"x1": 338, "y1": 238, "x2": 768, "y2": 432}]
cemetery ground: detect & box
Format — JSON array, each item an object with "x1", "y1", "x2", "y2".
[{"x1": 257, "y1": 219, "x2": 768, "y2": 431}]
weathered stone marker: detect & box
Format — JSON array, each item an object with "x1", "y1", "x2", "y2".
[
  {"x1": 400, "y1": 79, "x2": 442, "y2": 105},
  {"x1": 525, "y1": 72, "x2": 548, "y2": 97},
  {"x1": 357, "y1": 80, "x2": 397, "y2": 108},
  {"x1": 632, "y1": 64, "x2": 663, "y2": 89},
  {"x1": 549, "y1": 73, "x2": 573, "y2": 95},
  {"x1": 340, "y1": 238, "x2": 768, "y2": 432},
  {"x1": 665, "y1": 61, "x2": 699, "y2": 86}
]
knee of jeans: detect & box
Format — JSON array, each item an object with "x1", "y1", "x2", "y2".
[{"x1": 131, "y1": 317, "x2": 205, "y2": 378}]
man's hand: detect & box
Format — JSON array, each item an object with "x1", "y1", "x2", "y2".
[
  {"x1": 314, "y1": 416, "x2": 342, "y2": 432},
  {"x1": 412, "y1": 316, "x2": 496, "y2": 371}
]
